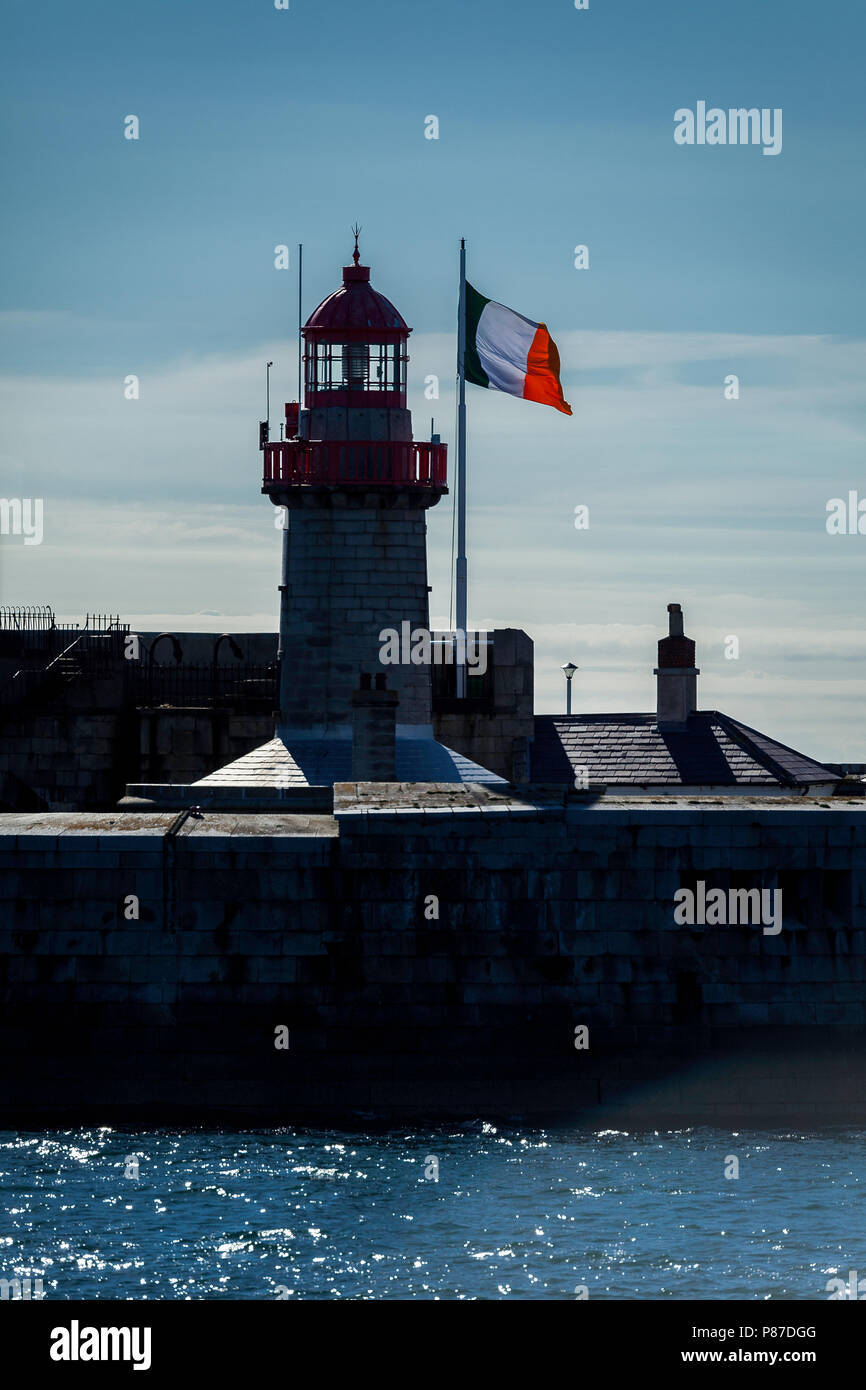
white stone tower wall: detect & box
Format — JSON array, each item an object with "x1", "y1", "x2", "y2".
[{"x1": 279, "y1": 490, "x2": 434, "y2": 732}]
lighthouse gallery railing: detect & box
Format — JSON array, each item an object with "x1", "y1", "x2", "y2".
[{"x1": 262, "y1": 439, "x2": 447, "y2": 489}]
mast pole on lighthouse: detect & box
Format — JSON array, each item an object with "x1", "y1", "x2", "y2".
[{"x1": 276, "y1": 244, "x2": 303, "y2": 719}]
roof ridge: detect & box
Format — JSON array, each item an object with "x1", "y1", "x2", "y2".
[
  {"x1": 713, "y1": 712, "x2": 800, "y2": 786},
  {"x1": 720, "y1": 713, "x2": 838, "y2": 782},
  {"x1": 540, "y1": 712, "x2": 657, "y2": 722}
]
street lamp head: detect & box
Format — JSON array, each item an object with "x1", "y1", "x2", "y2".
[{"x1": 562, "y1": 662, "x2": 578, "y2": 679}]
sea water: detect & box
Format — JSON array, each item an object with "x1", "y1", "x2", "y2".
[{"x1": 1, "y1": 1126, "x2": 863, "y2": 1300}]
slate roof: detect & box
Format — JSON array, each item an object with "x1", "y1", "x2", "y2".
[
  {"x1": 530, "y1": 712, "x2": 839, "y2": 788},
  {"x1": 194, "y1": 733, "x2": 506, "y2": 789}
]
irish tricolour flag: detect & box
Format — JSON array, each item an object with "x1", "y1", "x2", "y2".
[{"x1": 464, "y1": 281, "x2": 572, "y2": 415}]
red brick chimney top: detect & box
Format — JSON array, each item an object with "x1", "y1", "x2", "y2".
[{"x1": 657, "y1": 602, "x2": 696, "y2": 668}]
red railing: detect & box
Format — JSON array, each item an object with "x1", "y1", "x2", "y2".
[{"x1": 263, "y1": 439, "x2": 447, "y2": 489}]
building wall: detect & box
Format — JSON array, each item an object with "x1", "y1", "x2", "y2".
[
  {"x1": 0, "y1": 677, "x2": 131, "y2": 810},
  {"x1": 433, "y1": 628, "x2": 534, "y2": 780},
  {"x1": 1, "y1": 796, "x2": 864, "y2": 1123},
  {"x1": 0, "y1": 690, "x2": 272, "y2": 811},
  {"x1": 137, "y1": 711, "x2": 274, "y2": 786},
  {"x1": 0, "y1": 632, "x2": 278, "y2": 809}
]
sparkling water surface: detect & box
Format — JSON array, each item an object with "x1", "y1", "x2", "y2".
[{"x1": 1, "y1": 1126, "x2": 863, "y2": 1300}]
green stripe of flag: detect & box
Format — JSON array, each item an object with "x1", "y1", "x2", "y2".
[{"x1": 464, "y1": 281, "x2": 490, "y2": 389}]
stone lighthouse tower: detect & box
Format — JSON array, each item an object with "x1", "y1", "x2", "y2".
[
  {"x1": 220, "y1": 235, "x2": 502, "y2": 788},
  {"x1": 266, "y1": 235, "x2": 443, "y2": 734}
]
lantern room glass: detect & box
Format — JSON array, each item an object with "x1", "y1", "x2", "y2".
[{"x1": 307, "y1": 341, "x2": 407, "y2": 396}]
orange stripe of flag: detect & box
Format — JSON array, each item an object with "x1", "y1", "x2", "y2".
[{"x1": 524, "y1": 323, "x2": 572, "y2": 415}]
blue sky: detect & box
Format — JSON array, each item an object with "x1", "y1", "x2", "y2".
[{"x1": 2, "y1": 0, "x2": 865, "y2": 757}]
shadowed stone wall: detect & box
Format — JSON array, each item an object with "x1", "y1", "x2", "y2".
[
  {"x1": 433, "y1": 628, "x2": 534, "y2": 780},
  {"x1": 137, "y1": 711, "x2": 274, "y2": 786},
  {"x1": 0, "y1": 631, "x2": 279, "y2": 810},
  {"x1": 0, "y1": 791, "x2": 864, "y2": 1123},
  {"x1": 0, "y1": 677, "x2": 132, "y2": 811}
]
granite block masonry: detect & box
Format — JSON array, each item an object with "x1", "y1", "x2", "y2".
[
  {"x1": 351, "y1": 674, "x2": 398, "y2": 780},
  {"x1": 1, "y1": 788, "x2": 865, "y2": 1123},
  {"x1": 276, "y1": 490, "x2": 437, "y2": 731}
]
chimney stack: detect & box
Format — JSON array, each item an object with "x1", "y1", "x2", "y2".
[
  {"x1": 654, "y1": 603, "x2": 699, "y2": 730},
  {"x1": 351, "y1": 672, "x2": 399, "y2": 780}
]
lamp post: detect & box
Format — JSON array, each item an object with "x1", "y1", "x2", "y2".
[{"x1": 562, "y1": 661, "x2": 578, "y2": 715}]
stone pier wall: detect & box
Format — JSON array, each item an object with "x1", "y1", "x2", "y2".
[{"x1": 0, "y1": 790, "x2": 864, "y2": 1123}]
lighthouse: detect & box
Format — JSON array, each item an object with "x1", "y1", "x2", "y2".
[
  {"x1": 266, "y1": 234, "x2": 444, "y2": 736},
  {"x1": 194, "y1": 235, "x2": 503, "y2": 791}
]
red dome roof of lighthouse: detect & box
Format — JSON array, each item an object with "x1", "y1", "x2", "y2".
[{"x1": 305, "y1": 233, "x2": 410, "y2": 338}]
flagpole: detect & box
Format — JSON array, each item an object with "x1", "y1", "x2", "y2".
[
  {"x1": 456, "y1": 237, "x2": 468, "y2": 698},
  {"x1": 297, "y1": 242, "x2": 303, "y2": 407}
]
